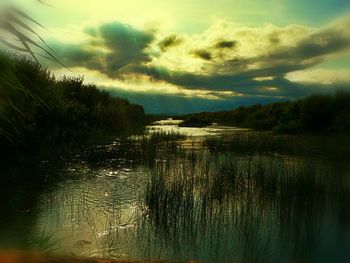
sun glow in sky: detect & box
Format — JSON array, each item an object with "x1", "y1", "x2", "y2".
[{"x1": 10, "y1": 0, "x2": 350, "y2": 113}]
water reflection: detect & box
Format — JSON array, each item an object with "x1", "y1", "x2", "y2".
[
  {"x1": 142, "y1": 154, "x2": 345, "y2": 263},
  {"x1": 149, "y1": 119, "x2": 250, "y2": 137},
  {"x1": 0, "y1": 125, "x2": 350, "y2": 262}
]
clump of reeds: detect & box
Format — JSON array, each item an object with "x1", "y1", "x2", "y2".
[
  {"x1": 142, "y1": 151, "x2": 340, "y2": 262},
  {"x1": 204, "y1": 132, "x2": 350, "y2": 161},
  {"x1": 127, "y1": 132, "x2": 187, "y2": 167}
]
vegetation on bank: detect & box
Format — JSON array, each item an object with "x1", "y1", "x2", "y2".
[
  {"x1": 179, "y1": 92, "x2": 350, "y2": 134},
  {"x1": 0, "y1": 53, "x2": 148, "y2": 160},
  {"x1": 204, "y1": 132, "x2": 350, "y2": 161}
]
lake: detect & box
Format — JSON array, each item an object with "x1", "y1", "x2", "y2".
[{"x1": 1, "y1": 120, "x2": 350, "y2": 263}]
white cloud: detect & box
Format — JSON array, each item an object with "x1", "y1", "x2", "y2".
[
  {"x1": 149, "y1": 20, "x2": 313, "y2": 74},
  {"x1": 48, "y1": 14, "x2": 350, "y2": 98},
  {"x1": 286, "y1": 68, "x2": 350, "y2": 85}
]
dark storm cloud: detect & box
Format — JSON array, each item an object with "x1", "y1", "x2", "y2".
[
  {"x1": 55, "y1": 45, "x2": 92, "y2": 62},
  {"x1": 133, "y1": 65, "x2": 252, "y2": 90},
  {"x1": 132, "y1": 58, "x2": 316, "y2": 92},
  {"x1": 50, "y1": 17, "x2": 350, "y2": 110},
  {"x1": 51, "y1": 22, "x2": 155, "y2": 76},
  {"x1": 268, "y1": 33, "x2": 281, "y2": 45},
  {"x1": 215, "y1": 40, "x2": 237, "y2": 49},
  {"x1": 97, "y1": 22, "x2": 154, "y2": 75},
  {"x1": 270, "y1": 29, "x2": 350, "y2": 61},
  {"x1": 192, "y1": 49, "x2": 212, "y2": 60},
  {"x1": 49, "y1": 41, "x2": 104, "y2": 70},
  {"x1": 52, "y1": 18, "x2": 350, "y2": 81},
  {"x1": 158, "y1": 34, "x2": 183, "y2": 51},
  {"x1": 189, "y1": 40, "x2": 238, "y2": 62},
  {"x1": 132, "y1": 62, "x2": 350, "y2": 100},
  {"x1": 103, "y1": 86, "x2": 289, "y2": 114},
  {"x1": 218, "y1": 23, "x2": 350, "y2": 78}
]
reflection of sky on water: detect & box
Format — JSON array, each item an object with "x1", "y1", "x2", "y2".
[
  {"x1": 1, "y1": 121, "x2": 349, "y2": 262},
  {"x1": 149, "y1": 119, "x2": 250, "y2": 137},
  {"x1": 35, "y1": 164, "x2": 149, "y2": 258}
]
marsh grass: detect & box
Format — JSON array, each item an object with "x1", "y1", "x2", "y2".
[
  {"x1": 29, "y1": 228, "x2": 60, "y2": 254},
  {"x1": 63, "y1": 132, "x2": 343, "y2": 262},
  {"x1": 0, "y1": 1, "x2": 59, "y2": 63},
  {"x1": 204, "y1": 131, "x2": 350, "y2": 161},
  {"x1": 129, "y1": 132, "x2": 187, "y2": 166},
  {"x1": 142, "y1": 150, "x2": 341, "y2": 262},
  {"x1": 1, "y1": 130, "x2": 345, "y2": 262}
]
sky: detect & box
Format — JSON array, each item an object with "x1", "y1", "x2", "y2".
[{"x1": 8, "y1": 0, "x2": 350, "y2": 113}]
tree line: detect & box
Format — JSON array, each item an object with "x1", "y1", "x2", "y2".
[{"x1": 180, "y1": 92, "x2": 350, "y2": 134}]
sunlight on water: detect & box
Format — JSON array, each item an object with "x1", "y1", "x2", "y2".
[
  {"x1": 1, "y1": 121, "x2": 350, "y2": 263},
  {"x1": 35, "y1": 164, "x2": 148, "y2": 258},
  {"x1": 148, "y1": 119, "x2": 250, "y2": 137}
]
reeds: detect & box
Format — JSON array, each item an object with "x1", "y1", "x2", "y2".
[
  {"x1": 2, "y1": 130, "x2": 344, "y2": 262},
  {"x1": 66, "y1": 131, "x2": 342, "y2": 262},
  {"x1": 0, "y1": 1, "x2": 58, "y2": 63},
  {"x1": 142, "y1": 151, "x2": 340, "y2": 262},
  {"x1": 204, "y1": 132, "x2": 350, "y2": 161}
]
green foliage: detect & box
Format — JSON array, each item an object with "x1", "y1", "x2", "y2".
[
  {"x1": 0, "y1": 54, "x2": 42, "y2": 144},
  {"x1": 182, "y1": 92, "x2": 350, "y2": 134},
  {"x1": 0, "y1": 53, "x2": 148, "y2": 157}
]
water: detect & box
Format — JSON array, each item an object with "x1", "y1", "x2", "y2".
[
  {"x1": 1, "y1": 121, "x2": 350, "y2": 262},
  {"x1": 148, "y1": 119, "x2": 250, "y2": 137}
]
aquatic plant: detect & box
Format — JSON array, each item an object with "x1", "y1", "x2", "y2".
[
  {"x1": 142, "y1": 151, "x2": 340, "y2": 262},
  {"x1": 204, "y1": 132, "x2": 350, "y2": 161}
]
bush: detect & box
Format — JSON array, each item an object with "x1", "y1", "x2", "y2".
[{"x1": 0, "y1": 53, "x2": 148, "y2": 157}]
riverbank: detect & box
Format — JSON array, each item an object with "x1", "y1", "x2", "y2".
[
  {"x1": 204, "y1": 131, "x2": 350, "y2": 161},
  {"x1": 150, "y1": 119, "x2": 350, "y2": 161}
]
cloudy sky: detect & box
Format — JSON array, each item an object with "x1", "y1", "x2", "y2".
[{"x1": 13, "y1": 0, "x2": 350, "y2": 113}]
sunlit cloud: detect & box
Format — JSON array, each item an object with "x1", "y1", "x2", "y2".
[
  {"x1": 286, "y1": 68, "x2": 350, "y2": 85},
  {"x1": 52, "y1": 67, "x2": 242, "y2": 101},
  {"x1": 42, "y1": 13, "x2": 350, "y2": 113}
]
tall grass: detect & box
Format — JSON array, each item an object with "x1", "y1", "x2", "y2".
[
  {"x1": 125, "y1": 132, "x2": 187, "y2": 167},
  {"x1": 142, "y1": 152, "x2": 340, "y2": 262},
  {"x1": 204, "y1": 132, "x2": 350, "y2": 161},
  {"x1": 0, "y1": 1, "x2": 57, "y2": 63},
  {"x1": 59, "y1": 131, "x2": 343, "y2": 261},
  {"x1": 0, "y1": 54, "x2": 45, "y2": 144},
  {"x1": 1, "y1": 128, "x2": 345, "y2": 262}
]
